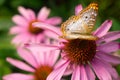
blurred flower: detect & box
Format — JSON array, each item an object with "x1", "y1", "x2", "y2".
[
  {"x1": 33, "y1": 4, "x2": 120, "y2": 80},
  {"x1": 10, "y1": 6, "x2": 62, "y2": 45},
  {"x1": 3, "y1": 44, "x2": 60, "y2": 80}
]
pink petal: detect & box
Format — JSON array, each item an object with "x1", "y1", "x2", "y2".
[
  {"x1": 97, "y1": 41, "x2": 119, "y2": 53},
  {"x1": 46, "y1": 17, "x2": 62, "y2": 25},
  {"x1": 26, "y1": 44, "x2": 59, "y2": 65},
  {"x1": 12, "y1": 15, "x2": 28, "y2": 26},
  {"x1": 35, "y1": 34, "x2": 45, "y2": 43},
  {"x1": 93, "y1": 20, "x2": 112, "y2": 38},
  {"x1": 27, "y1": 9, "x2": 36, "y2": 20},
  {"x1": 96, "y1": 51, "x2": 120, "y2": 65},
  {"x1": 71, "y1": 65, "x2": 80, "y2": 80},
  {"x1": 37, "y1": 7, "x2": 50, "y2": 20},
  {"x1": 80, "y1": 65, "x2": 88, "y2": 80},
  {"x1": 91, "y1": 58, "x2": 112, "y2": 80},
  {"x1": 33, "y1": 22, "x2": 61, "y2": 36},
  {"x1": 75, "y1": 4, "x2": 83, "y2": 15},
  {"x1": 45, "y1": 49, "x2": 60, "y2": 66},
  {"x1": 3, "y1": 73, "x2": 34, "y2": 80},
  {"x1": 96, "y1": 58, "x2": 119, "y2": 80},
  {"x1": 11, "y1": 33, "x2": 31, "y2": 45},
  {"x1": 9, "y1": 26, "x2": 23, "y2": 34},
  {"x1": 18, "y1": 6, "x2": 31, "y2": 21},
  {"x1": 44, "y1": 30, "x2": 60, "y2": 40},
  {"x1": 7, "y1": 58, "x2": 35, "y2": 72},
  {"x1": 97, "y1": 31, "x2": 120, "y2": 44},
  {"x1": 26, "y1": 45, "x2": 45, "y2": 65},
  {"x1": 85, "y1": 65, "x2": 95, "y2": 80},
  {"x1": 17, "y1": 47, "x2": 38, "y2": 68},
  {"x1": 47, "y1": 60, "x2": 70, "y2": 80}
]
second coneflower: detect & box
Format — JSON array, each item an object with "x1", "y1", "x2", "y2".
[
  {"x1": 10, "y1": 6, "x2": 62, "y2": 45},
  {"x1": 3, "y1": 41, "x2": 60, "y2": 80}
]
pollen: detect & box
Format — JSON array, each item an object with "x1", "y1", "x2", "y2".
[
  {"x1": 29, "y1": 20, "x2": 44, "y2": 35},
  {"x1": 63, "y1": 39, "x2": 96, "y2": 64},
  {"x1": 34, "y1": 65, "x2": 53, "y2": 80}
]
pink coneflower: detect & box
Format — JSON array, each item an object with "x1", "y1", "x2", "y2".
[
  {"x1": 3, "y1": 44, "x2": 60, "y2": 80},
  {"x1": 10, "y1": 6, "x2": 62, "y2": 45},
  {"x1": 33, "y1": 3, "x2": 120, "y2": 80}
]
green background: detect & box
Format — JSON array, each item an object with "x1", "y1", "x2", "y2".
[{"x1": 0, "y1": 0, "x2": 120, "y2": 80}]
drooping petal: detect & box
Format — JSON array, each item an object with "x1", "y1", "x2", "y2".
[
  {"x1": 97, "y1": 31, "x2": 120, "y2": 44},
  {"x1": 45, "y1": 17, "x2": 62, "y2": 25},
  {"x1": 96, "y1": 51, "x2": 120, "y2": 65},
  {"x1": 33, "y1": 22, "x2": 61, "y2": 36},
  {"x1": 93, "y1": 20, "x2": 112, "y2": 38},
  {"x1": 3, "y1": 73, "x2": 34, "y2": 80},
  {"x1": 47, "y1": 60, "x2": 70, "y2": 80},
  {"x1": 18, "y1": 6, "x2": 31, "y2": 21},
  {"x1": 44, "y1": 30, "x2": 60, "y2": 40},
  {"x1": 17, "y1": 47, "x2": 38, "y2": 68},
  {"x1": 7, "y1": 58, "x2": 35, "y2": 72},
  {"x1": 97, "y1": 41, "x2": 119, "y2": 53},
  {"x1": 12, "y1": 15, "x2": 28, "y2": 26},
  {"x1": 85, "y1": 65, "x2": 95, "y2": 80},
  {"x1": 75, "y1": 4, "x2": 83, "y2": 15},
  {"x1": 71, "y1": 65, "x2": 80, "y2": 80},
  {"x1": 37, "y1": 7, "x2": 50, "y2": 21},
  {"x1": 91, "y1": 58, "x2": 112, "y2": 80}
]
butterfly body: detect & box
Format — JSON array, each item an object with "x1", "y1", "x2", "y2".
[{"x1": 61, "y1": 3, "x2": 98, "y2": 40}]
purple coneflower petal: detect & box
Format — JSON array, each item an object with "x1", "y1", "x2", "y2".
[
  {"x1": 91, "y1": 58, "x2": 112, "y2": 80},
  {"x1": 97, "y1": 41, "x2": 119, "y2": 53},
  {"x1": 12, "y1": 15, "x2": 28, "y2": 26},
  {"x1": 17, "y1": 47, "x2": 38, "y2": 68},
  {"x1": 18, "y1": 6, "x2": 31, "y2": 21},
  {"x1": 46, "y1": 17, "x2": 62, "y2": 25},
  {"x1": 75, "y1": 4, "x2": 83, "y2": 15},
  {"x1": 71, "y1": 65, "x2": 80, "y2": 80},
  {"x1": 47, "y1": 60, "x2": 70, "y2": 80},
  {"x1": 7, "y1": 58, "x2": 35, "y2": 72},
  {"x1": 85, "y1": 65, "x2": 95, "y2": 80},
  {"x1": 37, "y1": 7, "x2": 50, "y2": 21},
  {"x1": 97, "y1": 31, "x2": 120, "y2": 44},
  {"x1": 97, "y1": 58, "x2": 119, "y2": 80},
  {"x1": 80, "y1": 65, "x2": 88, "y2": 80},
  {"x1": 96, "y1": 51, "x2": 120, "y2": 65},
  {"x1": 93, "y1": 20, "x2": 112, "y2": 38},
  {"x1": 3, "y1": 73, "x2": 34, "y2": 80}
]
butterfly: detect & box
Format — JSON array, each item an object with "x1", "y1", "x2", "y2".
[{"x1": 60, "y1": 3, "x2": 98, "y2": 40}]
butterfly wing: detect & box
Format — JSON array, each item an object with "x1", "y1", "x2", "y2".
[{"x1": 61, "y1": 3, "x2": 98, "y2": 40}]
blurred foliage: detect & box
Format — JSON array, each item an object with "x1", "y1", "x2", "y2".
[{"x1": 0, "y1": 0, "x2": 120, "y2": 80}]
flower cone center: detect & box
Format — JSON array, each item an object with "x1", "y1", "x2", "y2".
[
  {"x1": 63, "y1": 39, "x2": 96, "y2": 64},
  {"x1": 29, "y1": 20, "x2": 44, "y2": 35},
  {"x1": 34, "y1": 65, "x2": 53, "y2": 80}
]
